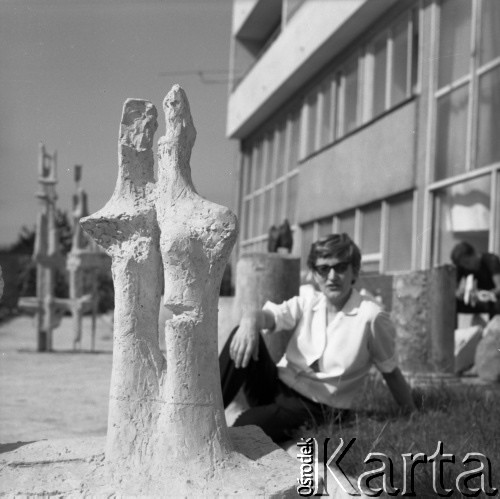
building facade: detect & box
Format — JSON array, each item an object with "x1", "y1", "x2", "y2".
[{"x1": 226, "y1": 0, "x2": 500, "y2": 275}]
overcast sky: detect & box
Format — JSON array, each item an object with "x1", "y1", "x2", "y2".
[{"x1": 0, "y1": 0, "x2": 237, "y2": 248}]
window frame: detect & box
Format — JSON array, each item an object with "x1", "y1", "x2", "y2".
[
  {"x1": 425, "y1": 0, "x2": 500, "y2": 264},
  {"x1": 239, "y1": 108, "x2": 301, "y2": 254},
  {"x1": 299, "y1": 6, "x2": 420, "y2": 159},
  {"x1": 299, "y1": 191, "x2": 416, "y2": 275}
]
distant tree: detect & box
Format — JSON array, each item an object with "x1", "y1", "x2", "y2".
[
  {"x1": 2, "y1": 210, "x2": 114, "y2": 315},
  {"x1": 7, "y1": 225, "x2": 35, "y2": 255},
  {"x1": 95, "y1": 267, "x2": 114, "y2": 313},
  {"x1": 55, "y1": 210, "x2": 73, "y2": 255},
  {"x1": 7, "y1": 209, "x2": 73, "y2": 256},
  {"x1": 8, "y1": 210, "x2": 73, "y2": 298}
]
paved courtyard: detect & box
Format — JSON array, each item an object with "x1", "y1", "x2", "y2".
[
  {"x1": 0, "y1": 314, "x2": 113, "y2": 444},
  {"x1": 0, "y1": 297, "x2": 237, "y2": 446}
]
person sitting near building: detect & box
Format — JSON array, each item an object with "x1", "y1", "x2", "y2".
[
  {"x1": 451, "y1": 241, "x2": 500, "y2": 319},
  {"x1": 219, "y1": 233, "x2": 415, "y2": 443}
]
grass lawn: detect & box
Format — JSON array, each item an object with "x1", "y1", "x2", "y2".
[{"x1": 297, "y1": 375, "x2": 500, "y2": 497}]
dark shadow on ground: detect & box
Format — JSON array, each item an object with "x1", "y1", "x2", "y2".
[
  {"x1": 17, "y1": 349, "x2": 112, "y2": 355},
  {"x1": 0, "y1": 441, "x2": 41, "y2": 454}
]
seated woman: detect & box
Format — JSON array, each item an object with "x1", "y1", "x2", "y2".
[{"x1": 219, "y1": 233, "x2": 415, "y2": 443}]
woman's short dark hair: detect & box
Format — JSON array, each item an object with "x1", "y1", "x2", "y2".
[
  {"x1": 307, "y1": 233, "x2": 361, "y2": 275},
  {"x1": 450, "y1": 241, "x2": 475, "y2": 266}
]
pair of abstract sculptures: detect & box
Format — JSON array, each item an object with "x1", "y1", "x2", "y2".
[{"x1": 81, "y1": 86, "x2": 297, "y2": 496}]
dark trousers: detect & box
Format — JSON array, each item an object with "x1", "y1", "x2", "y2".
[{"x1": 219, "y1": 327, "x2": 331, "y2": 443}]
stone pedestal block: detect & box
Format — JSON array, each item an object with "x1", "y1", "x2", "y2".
[
  {"x1": 392, "y1": 265, "x2": 456, "y2": 374},
  {"x1": 475, "y1": 316, "x2": 500, "y2": 382},
  {"x1": 392, "y1": 270, "x2": 432, "y2": 373},
  {"x1": 429, "y1": 265, "x2": 456, "y2": 373},
  {"x1": 235, "y1": 253, "x2": 300, "y2": 362}
]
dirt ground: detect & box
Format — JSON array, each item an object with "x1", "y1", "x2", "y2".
[{"x1": 0, "y1": 298, "x2": 237, "y2": 445}]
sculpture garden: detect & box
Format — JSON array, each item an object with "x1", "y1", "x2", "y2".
[
  {"x1": 0, "y1": 85, "x2": 498, "y2": 497},
  {"x1": 0, "y1": 86, "x2": 303, "y2": 497}
]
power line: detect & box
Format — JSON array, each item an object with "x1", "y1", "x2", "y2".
[{"x1": 158, "y1": 69, "x2": 241, "y2": 85}]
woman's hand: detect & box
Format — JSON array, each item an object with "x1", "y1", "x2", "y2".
[
  {"x1": 230, "y1": 314, "x2": 260, "y2": 368},
  {"x1": 229, "y1": 310, "x2": 275, "y2": 368}
]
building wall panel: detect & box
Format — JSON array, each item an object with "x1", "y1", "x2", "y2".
[
  {"x1": 228, "y1": 0, "x2": 369, "y2": 138},
  {"x1": 297, "y1": 101, "x2": 416, "y2": 223}
]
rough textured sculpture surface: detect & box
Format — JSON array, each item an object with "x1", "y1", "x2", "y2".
[
  {"x1": 81, "y1": 86, "x2": 298, "y2": 496},
  {"x1": 81, "y1": 99, "x2": 165, "y2": 487},
  {"x1": 155, "y1": 87, "x2": 236, "y2": 467}
]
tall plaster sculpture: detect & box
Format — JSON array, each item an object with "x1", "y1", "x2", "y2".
[
  {"x1": 81, "y1": 86, "x2": 298, "y2": 496},
  {"x1": 35, "y1": 144, "x2": 63, "y2": 350},
  {"x1": 31, "y1": 144, "x2": 63, "y2": 351},
  {"x1": 19, "y1": 155, "x2": 108, "y2": 351},
  {"x1": 81, "y1": 99, "x2": 165, "y2": 486},
  {"x1": 66, "y1": 165, "x2": 107, "y2": 350},
  {"x1": 154, "y1": 86, "x2": 236, "y2": 466}
]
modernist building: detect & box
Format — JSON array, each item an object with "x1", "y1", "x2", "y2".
[{"x1": 226, "y1": 0, "x2": 499, "y2": 275}]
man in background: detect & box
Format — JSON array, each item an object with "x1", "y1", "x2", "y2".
[{"x1": 451, "y1": 241, "x2": 500, "y2": 318}]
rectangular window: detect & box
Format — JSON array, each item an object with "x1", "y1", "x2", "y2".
[
  {"x1": 318, "y1": 217, "x2": 333, "y2": 238},
  {"x1": 372, "y1": 37, "x2": 388, "y2": 117},
  {"x1": 343, "y1": 57, "x2": 359, "y2": 134},
  {"x1": 337, "y1": 211, "x2": 355, "y2": 240},
  {"x1": 431, "y1": 0, "x2": 500, "y2": 265},
  {"x1": 432, "y1": 175, "x2": 491, "y2": 265},
  {"x1": 274, "y1": 181, "x2": 284, "y2": 225},
  {"x1": 244, "y1": 150, "x2": 253, "y2": 196},
  {"x1": 477, "y1": 65, "x2": 500, "y2": 168},
  {"x1": 361, "y1": 204, "x2": 382, "y2": 254},
  {"x1": 262, "y1": 189, "x2": 273, "y2": 235},
  {"x1": 306, "y1": 92, "x2": 318, "y2": 156},
  {"x1": 288, "y1": 110, "x2": 300, "y2": 171},
  {"x1": 479, "y1": 0, "x2": 500, "y2": 66},
  {"x1": 264, "y1": 133, "x2": 275, "y2": 185},
  {"x1": 301, "y1": 223, "x2": 315, "y2": 270},
  {"x1": 391, "y1": 18, "x2": 409, "y2": 106},
  {"x1": 320, "y1": 78, "x2": 334, "y2": 147},
  {"x1": 243, "y1": 199, "x2": 251, "y2": 239},
  {"x1": 252, "y1": 193, "x2": 262, "y2": 237},
  {"x1": 435, "y1": 85, "x2": 468, "y2": 180},
  {"x1": 286, "y1": 174, "x2": 298, "y2": 224},
  {"x1": 252, "y1": 141, "x2": 264, "y2": 191},
  {"x1": 386, "y1": 194, "x2": 413, "y2": 272},
  {"x1": 438, "y1": 0, "x2": 472, "y2": 89},
  {"x1": 275, "y1": 123, "x2": 286, "y2": 179},
  {"x1": 411, "y1": 7, "x2": 420, "y2": 92}
]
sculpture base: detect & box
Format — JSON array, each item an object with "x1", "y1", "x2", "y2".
[{"x1": 0, "y1": 427, "x2": 301, "y2": 497}]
